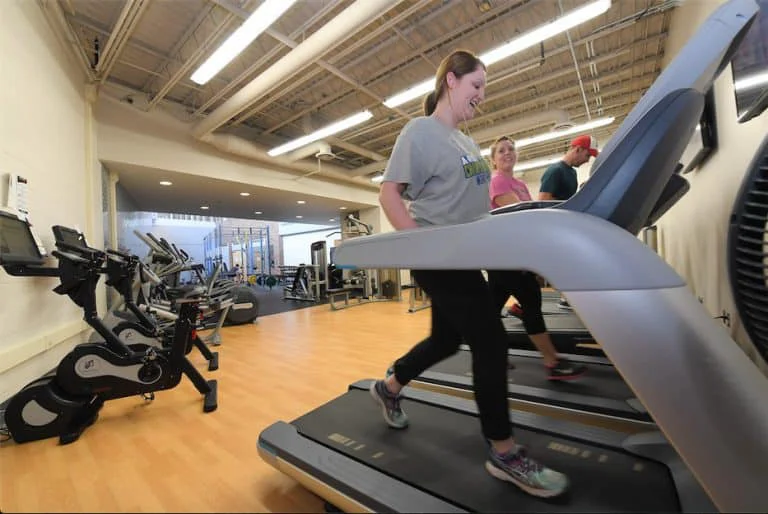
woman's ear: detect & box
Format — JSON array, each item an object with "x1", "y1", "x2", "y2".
[{"x1": 446, "y1": 71, "x2": 457, "y2": 89}]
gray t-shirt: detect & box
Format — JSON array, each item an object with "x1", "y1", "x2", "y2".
[{"x1": 383, "y1": 116, "x2": 491, "y2": 227}]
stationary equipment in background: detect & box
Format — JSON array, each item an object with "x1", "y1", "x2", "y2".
[
  {"x1": 0, "y1": 213, "x2": 217, "y2": 445},
  {"x1": 257, "y1": 2, "x2": 768, "y2": 512},
  {"x1": 60, "y1": 226, "x2": 220, "y2": 371}
]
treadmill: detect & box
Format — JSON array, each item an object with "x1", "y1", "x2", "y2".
[
  {"x1": 503, "y1": 168, "x2": 691, "y2": 358},
  {"x1": 258, "y1": 1, "x2": 768, "y2": 512},
  {"x1": 411, "y1": 346, "x2": 652, "y2": 428}
]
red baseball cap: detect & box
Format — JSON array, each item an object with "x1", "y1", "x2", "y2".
[{"x1": 571, "y1": 134, "x2": 599, "y2": 157}]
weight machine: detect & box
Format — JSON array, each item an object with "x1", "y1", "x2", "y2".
[{"x1": 326, "y1": 214, "x2": 401, "y2": 310}]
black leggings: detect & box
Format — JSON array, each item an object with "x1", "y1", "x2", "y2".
[
  {"x1": 486, "y1": 270, "x2": 547, "y2": 335},
  {"x1": 391, "y1": 270, "x2": 511, "y2": 441}
]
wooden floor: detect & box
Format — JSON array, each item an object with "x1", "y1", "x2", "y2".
[{"x1": 1, "y1": 299, "x2": 430, "y2": 513}]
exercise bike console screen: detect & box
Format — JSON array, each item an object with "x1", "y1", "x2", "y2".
[
  {"x1": 0, "y1": 211, "x2": 44, "y2": 265},
  {"x1": 52, "y1": 225, "x2": 87, "y2": 250}
]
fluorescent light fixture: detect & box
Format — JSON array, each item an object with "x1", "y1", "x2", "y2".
[
  {"x1": 371, "y1": 174, "x2": 384, "y2": 183},
  {"x1": 296, "y1": 215, "x2": 303, "y2": 219},
  {"x1": 240, "y1": 192, "x2": 250, "y2": 196},
  {"x1": 734, "y1": 71, "x2": 768, "y2": 92},
  {"x1": 515, "y1": 156, "x2": 563, "y2": 172},
  {"x1": 191, "y1": 0, "x2": 297, "y2": 85},
  {"x1": 200, "y1": 205, "x2": 210, "y2": 210},
  {"x1": 297, "y1": 200, "x2": 306, "y2": 204},
  {"x1": 516, "y1": 116, "x2": 614, "y2": 147},
  {"x1": 382, "y1": 0, "x2": 611, "y2": 109},
  {"x1": 339, "y1": 206, "x2": 347, "y2": 210},
  {"x1": 268, "y1": 110, "x2": 373, "y2": 157},
  {"x1": 480, "y1": 117, "x2": 615, "y2": 156},
  {"x1": 159, "y1": 180, "x2": 172, "y2": 186},
  {"x1": 480, "y1": 0, "x2": 611, "y2": 66},
  {"x1": 383, "y1": 78, "x2": 433, "y2": 109},
  {"x1": 255, "y1": 211, "x2": 262, "y2": 215}
]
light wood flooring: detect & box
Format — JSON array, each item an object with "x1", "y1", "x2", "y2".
[{"x1": 1, "y1": 299, "x2": 433, "y2": 513}]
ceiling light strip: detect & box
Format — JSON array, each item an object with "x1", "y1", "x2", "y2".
[
  {"x1": 191, "y1": 0, "x2": 298, "y2": 85},
  {"x1": 479, "y1": 116, "x2": 615, "y2": 156},
  {"x1": 268, "y1": 110, "x2": 373, "y2": 157},
  {"x1": 383, "y1": 0, "x2": 611, "y2": 108}
]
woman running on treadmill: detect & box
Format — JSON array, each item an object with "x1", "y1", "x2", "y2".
[
  {"x1": 370, "y1": 49, "x2": 569, "y2": 499},
  {"x1": 486, "y1": 136, "x2": 587, "y2": 381}
]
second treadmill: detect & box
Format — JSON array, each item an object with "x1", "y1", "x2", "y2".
[{"x1": 408, "y1": 347, "x2": 652, "y2": 426}]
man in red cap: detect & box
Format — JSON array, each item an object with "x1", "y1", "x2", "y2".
[
  {"x1": 537, "y1": 134, "x2": 599, "y2": 310},
  {"x1": 537, "y1": 134, "x2": 599, "y2": 201}
]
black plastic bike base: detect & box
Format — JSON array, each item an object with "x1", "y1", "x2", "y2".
[
  {"x1": 204, "y1": 380, "x2": 218, "y2": 413},
  {"x1": 209, "y1": 352, "x2": 219, "y2": 372}
]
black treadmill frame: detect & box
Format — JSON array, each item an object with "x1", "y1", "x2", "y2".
[
  {"x1": 411, "y1": 347, "x2": 653, "y2": 425},
  {"x1": 258, "y1": 380, "x2": 714, "y2": 513},
  {"x1": 503, "y1": 316, "x2": 603, "y2": 357}
]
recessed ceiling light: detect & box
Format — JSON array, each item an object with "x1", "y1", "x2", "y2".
[
  {"x1": 296, "y1": 215, "x2": 303, "y2": 219},
  {"x1": 339, "y1": 206, "x2": 347, "y2": 210},
  {"x1": 200, "y1": 206, "x2": 209, "y2": 210},
  {"x1": 159, "y1": 181, "x2": 172, "y2": 186},
  {"x1": 240, "y1": 192, "x2": 250, "y2": 196},
  {"x1": 254, "y1": 211, "x2": 262, "y2": 215},
  {"x1": 297, "y1": 200, "x2": 306, "y2": 204},
  {"x1": 328, "y1": 218, "x2": 336, "y2": 222}
]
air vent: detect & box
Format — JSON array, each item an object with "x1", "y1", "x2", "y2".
[{"x1": 728, "y1": 134, "x2": 768, "y2": 362}]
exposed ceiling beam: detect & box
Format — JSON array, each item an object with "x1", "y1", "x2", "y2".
[{"x1": 95, "y1": 0, "x2": 151, "y2": 84}]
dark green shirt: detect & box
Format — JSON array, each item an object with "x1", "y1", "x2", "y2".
[{"x1": 539, "y1": 160, "x2": 578, "y2": 200}]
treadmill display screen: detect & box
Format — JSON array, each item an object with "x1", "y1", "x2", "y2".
[{"x1": 0, "y1": 213, "x2": 43, "y2": 265}]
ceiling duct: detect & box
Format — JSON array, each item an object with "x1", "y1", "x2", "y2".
[{"x1": 284, "y1": 141, "x2": 333, "y2": 162}]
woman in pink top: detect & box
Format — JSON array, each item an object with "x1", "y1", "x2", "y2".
[
  {"x1": 489, "y1": 137, "x2": 532, "y2": 208},
  {"x1": 486, "y1": 136, "x2": 586, "y2": 380}
]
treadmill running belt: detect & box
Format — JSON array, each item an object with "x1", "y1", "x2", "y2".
[
  {"x1": 504, "y1": 315, "x2": 587, "y2": 332},
  {"x1": 432, "y1": 351, "x2": 634, "y2": 401},
  {"x1": 292, "y1": 388, "x2": 679, "y2": 512}
]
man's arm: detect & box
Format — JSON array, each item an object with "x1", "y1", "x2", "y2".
[{"x1": 538, "y1": 167, "x2": 560, "y2": 201}]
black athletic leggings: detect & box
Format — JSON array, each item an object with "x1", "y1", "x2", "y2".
[
  {"x1": 486, "y1": 270, "x2": 547, "y2": 335},
  {"x1": 391, "y1": 270, "x2": 511, "y2": 441}
]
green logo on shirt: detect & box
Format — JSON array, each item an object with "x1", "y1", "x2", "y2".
[{"x1": 462, "y1": 155, "x2": 490, "y2": 182}]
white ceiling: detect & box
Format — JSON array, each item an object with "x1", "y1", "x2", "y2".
[
  {"x1": 52, "y1": 0, "x2": 679, "y2": 222},
  {"x1": 109, "y1": 161, "x2": 376, "y2": 224}
]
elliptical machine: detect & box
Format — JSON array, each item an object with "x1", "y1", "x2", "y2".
[{"x1": 0, "y1": 214, "x2": 218, "y2": 445}]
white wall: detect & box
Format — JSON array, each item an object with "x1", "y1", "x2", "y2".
[
  {"x1": 119, "y1": 215, "x2": 216, "y2": 267},
  {"x1": 281, "y1": 228, "x2": 337, "y2": 267},
  {"x1": 0, "y1": 1, "x2": 98, "y2": 401},
  {"x1": 654, "y1": 0, "x2": 768, "y2": 374}
]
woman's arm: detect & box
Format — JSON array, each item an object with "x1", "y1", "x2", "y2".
[
  {"x1": 379, "y1": 182, "x2": 419, "y2": 230},
  {"x1": 493, "y1": 191, "x2": 521, "y2": 207}
]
